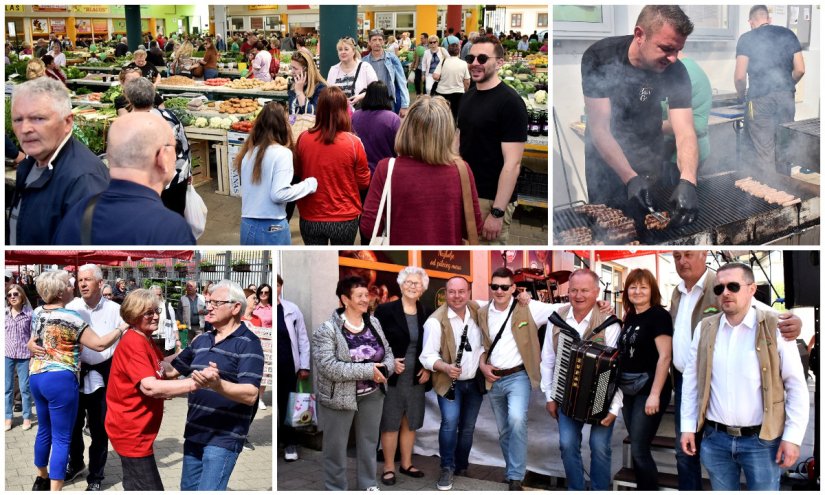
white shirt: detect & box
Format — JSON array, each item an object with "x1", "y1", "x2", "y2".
[
  {"x1": 66, "y1": 296, "x2": 125, "y2": 394},
  {"x1": 251, "y1": 49, "x2": 273, "y2": 82},
  {"x1": 672, "y1": 269, "x2": 709, "y2": 373},
  {"x1": 420, "y1": 306, "x2": 484, "y2": 380},
  {"x1": 680, "y1": 305, "x2": 809, "y2": 445},
  {"x1": 482, "y1": 298, "x2": 561, "y2": 371},
  {"x1": 539, "y1": 306, "x2": 624, "y2": 415}
]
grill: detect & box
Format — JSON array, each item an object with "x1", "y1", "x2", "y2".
[
  {"x1": 554, "y1": 171, "x2": 819, "y2": 245},
  {"x1": 777, "y1": 118, "x2": 820, "y2": 173}
]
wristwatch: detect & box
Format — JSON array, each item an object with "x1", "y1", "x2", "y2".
[{"x1": 490, "y1": 207, "x2": 505, "y2": 219}]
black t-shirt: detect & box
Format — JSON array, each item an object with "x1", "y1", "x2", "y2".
[
  {"x1": 127, "y1": 61, "x2": 160, "y2": 81},
  {"x1": 457, "y1": 81, "x2": 528, "y2": 201},
  {"x1": 146, "y1": 51, "x2": 166, "y2": 68},
  {"x1": 618, "y1": 305, "x2": 673, "y2": 374},
  {"x1": 582, "y1": 35, "x2": 692, "y2": 203},
  {"x1": 736, "y1": 24, "x2": 801, "y2": 99}
]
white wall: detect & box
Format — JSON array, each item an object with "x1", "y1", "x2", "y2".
[{"x1": 553, "y1": 5, "x2": 821, "y2": 205}]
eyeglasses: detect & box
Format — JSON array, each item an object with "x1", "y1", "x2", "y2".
[
  {"x1": 429, "y1": 41, "x2": 438, "y2": 45},
  {"x1": 102, "y1": 293, "x2": 113, "y2": 298},
  {"x1": 489, "y1": 284, "x2": 512, "y2": 292},
  {"x1": 141, "y1": 308, "x2": 161, "y2": 319},
  {"x1": 465, "y1": 54, "x2": 498, "y2": 65},
  {"x1": 403, "y1": 281, "x2": 422, "y2": 287},
  {"x1": 260, "y1": 290, "x2": 270, "y2": 294},
  {"x1": 6, "y1": 292, "x2": 21, "y2": 298},
  {"x1": 206, "y1": 300, "x2": 234, "y2": 308},
  {"x1": 713, "y1": 282, "x2": 752, "y2": 296}
]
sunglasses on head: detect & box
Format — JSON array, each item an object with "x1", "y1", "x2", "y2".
[
  {"x1": 489, "y1": 283, "x2": 512, "y2": 292},
  {"x1": 465, "y1": 54, "x2": 497, "y2": 65},
  {"x1": 713, "y1": 282, "x2": 750, "y2": 296}
]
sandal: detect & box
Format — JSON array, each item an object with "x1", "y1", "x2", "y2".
[
  {"x1": 399, "y1": 465, "x2": 425, "y2": 478},
  {"x1": 22, "y1": 420, "x2": 32, "y2": 431},
  {"x1": 381, "y1": 471, "x2": 396, "y2": 486}
]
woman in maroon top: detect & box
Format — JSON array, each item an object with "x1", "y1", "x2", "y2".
[{"x1": 360, "y1": 96, "x2": 482, "y2": 245}]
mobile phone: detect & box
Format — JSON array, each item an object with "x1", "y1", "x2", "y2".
[{"x1": 378, "y1": 366, "x2": 389, "y2": 379}]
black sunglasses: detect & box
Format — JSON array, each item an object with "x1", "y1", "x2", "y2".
[
  {"x1": 489, "y1": 284, "x2": 512, "y2": 291},
  {"x1": 713, "y1": 282, "x2": 751, "y2": 296},
  {"x1": 465, "y1": 54, "x2": 498, "y2": 65}
]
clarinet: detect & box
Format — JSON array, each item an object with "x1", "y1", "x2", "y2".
[{"x1": 444, "y1": 324, "x2": 469, "y2": 401}]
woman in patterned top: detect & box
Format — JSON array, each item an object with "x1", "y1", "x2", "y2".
[
  {"x1": 5, "y1": 283, "x2": 33, "y2": 432},
  {"x1": 26, "y1": 270, "x2": 126, "y2": 491}
]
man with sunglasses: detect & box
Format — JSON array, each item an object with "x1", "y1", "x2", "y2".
[
  {"x1": 170, "y1": 280, "x2": 265, "y2": 490},
  {"x1": 679, "y1": 262, "x2": 808, "y2": 490},
  {"x1": 63, "y1": 264, "x2": 125, "y2": 491},
  {"x1": 457, "y1": 36, "x2": 528, "y2": 245},
  {"x1": 669, "y1": 250, "x2": 801, "y2": 490},
  {"x1": 364, "y1": 29, "x2": 410, "y2": 116},
  {"x1": 582, "y1": 5, "x2": 699, "y2": 229}
]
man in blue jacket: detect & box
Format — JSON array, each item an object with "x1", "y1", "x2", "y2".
[
  {"x1": 7, "y1": 77, "x2": 109, "y2": 245},
  {"x1": 364, "y1": 29, "x2": 410, "y2": 116}
]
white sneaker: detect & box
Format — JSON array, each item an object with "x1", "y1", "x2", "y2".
[
  {"x1": 259, "y1": 398, "x2": 267, "y2": 410},
  {"x1": 284, "y1": 444, "x2": 298, "y2": 461},
  {"x1": 366, "y1": 487, "x2": 381, "y2": 491}
]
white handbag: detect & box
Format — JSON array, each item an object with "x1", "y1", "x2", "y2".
[{"x1": 369, "y1": 158, "x2": 395, "y2": 246}]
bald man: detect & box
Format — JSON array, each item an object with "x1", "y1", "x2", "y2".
[{"x1": 54, "y1": 112, "x2": 195, "y2": 244}]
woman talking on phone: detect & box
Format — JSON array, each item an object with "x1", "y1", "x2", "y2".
[{"x1": 287, "y1": 50, "x2": 327, "y2": 115}]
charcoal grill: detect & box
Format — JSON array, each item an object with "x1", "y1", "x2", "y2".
[
  {"x1": 777, "y1": 118, "x2": 820, "y2": 173},
  {"x1": 554, "y1": 171, "x2": 819, "y2": 245}
]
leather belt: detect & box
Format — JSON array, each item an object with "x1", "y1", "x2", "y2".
[
  {"x1": 706, "y1": 419, "x2": 761, "y2": 438},
  {"x1": 492, "y1": 364, "x2": 525, "y2": 377}
]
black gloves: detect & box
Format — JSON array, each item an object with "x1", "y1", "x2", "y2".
[
  {"x1": 626, "y1": 175, "x2": 654, "y2": 211},
  {"x1": 669, "y1": 179, "x2": 698, "y2": 227}
]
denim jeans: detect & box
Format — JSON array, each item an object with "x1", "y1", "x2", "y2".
[
  {"x1": 700, "y1": 426, "x2": 782, "y2": 490},
  {"x1": 203, "y1": 68, "x2": 219, "y2": 80},
  {"x1": 180, "y1": 440, "x2": 241, "y2": 491},
  {"x1": 436, "y1": 378, "x2": 484, "y2": 471},
  {"x1": 241, "y1": 217, "x2": 291, "y2": 245},
  {"x1": 487, "y1": 370, "x2": 531, "y2": 481},
  {"x1": 558, "y1": 409, "x2": 614, "y2": 490},
  {"x1": 5, "y1": 357, "x2": 32, "y2": 420},
  {"x1": 673, "y1": 369, "x2": 703, "y2": 490},
  {"x1": 622, "y1": 385, "x2": 670, "y2": 490}
]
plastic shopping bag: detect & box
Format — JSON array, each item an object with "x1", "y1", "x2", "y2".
[
  {"x1": 184, "y1": 184, "x2": 208, "y2": 240},
  {"x1": 285, "y1": 379, "x2": 317, "y2": 428}
]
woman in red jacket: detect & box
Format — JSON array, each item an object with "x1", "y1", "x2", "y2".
[{"x1": 294, "y1": 85, "x2": 370, "y2": 245}]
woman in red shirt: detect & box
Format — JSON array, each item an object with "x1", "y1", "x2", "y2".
[
  {"x1": 294, "y1": 85, "x2": 370, "y2": 245},
  {"x1": 105, "y1": 290, "x2": 201, "y2": 490}
]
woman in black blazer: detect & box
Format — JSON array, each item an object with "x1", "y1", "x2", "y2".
[{"x1": 374, "y1": 266, "x2": 431, "y2": 485}]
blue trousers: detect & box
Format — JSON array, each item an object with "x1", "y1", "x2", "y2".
[
  {"x1": 180, "y1": 440, "x2": 241, "y2": 491},
  {"x1": 30, "y1": 370, "x2": 79, "y2": 480},
  {"x1": 700, "y1": 425, "x2": 782, "y2": 490},
  {"x1": 436, "y1": 378, "x2": 484, "y2": 470},
  {"x1": 558, "y1": 409, "x2": 614, "y2": 490},
  {"x1": 241, "y1": 217, "x2": 291, "y2": 245},
  {"x1": 487, "y1": 371, "x2": 531, "y2": 481},
  {"x1": 5, "y1": 357, "x2": 32, "y2": 420}
]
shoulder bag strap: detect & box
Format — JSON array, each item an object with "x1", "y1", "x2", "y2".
[
  {"x1": 370, "y1": 158, "x2": 395, "y2": 241},
  {"x1": 454, "y1": 159, "x2": 479, "y2": 244},
  {"x1": 485, "y1": 298, "x2": 518, "y2": 362},
  {"x1": 80, "y1": 194, "x2": 101, "y2": 245},
  {"x1": 352, "y1": 61, "x2": 363, "y2": 91}
]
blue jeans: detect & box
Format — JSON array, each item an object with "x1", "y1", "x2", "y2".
[
  {"x1": 487, "y1": 370, "x2": 531, "y2": 481},
  {"x1": 621, "y1": 385, "x2": 670, "y2": 490},
  {"x1": 700, "y1": 425, "x2": 781, "y2": 490},
  {"x1": 5, "y1": 357, "x2": 32, "y2": 420},
  {"x1": 204, "y1": 68, "x2": 219, "y2": 80},
  {"x1": 30, "y1": 370, "x2": 79, "y2": 480},
  {"x1": 558, "y1": 409, "x2": 614, "y2": 490},
  {"x1": 180, "y1": 440, "x2": 241, "y2": 490},
  {"x1": 673, "y1": 369, "x2": 703, "y2": 490},
  {"x1": 241, "y1": 217, "x2": 291, "y2": 245},
  {"x1": 436, "y1": 379, "x2": 484, "y2": 470}
]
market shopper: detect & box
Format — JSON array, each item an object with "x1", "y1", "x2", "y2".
[
  {"x1": 170, "y1": 280, "x2": 265, "y2": 491},
  {"x1": 151, "y1": 285, "x2": 180, "y2": 355},
  {"x1": 52, "y1": 112, "x2": 195, "y2": 245},
  {"x1": 250, "y1": 41, "x2": 273, "y2": 82},
  {"x1": 433, "y1": 43, "x2": 471, "y2": 123},
  {"x1": 457, "y1": 34, "x2": 528, "y2": 245},
  {"x1": 114, "y1": 37, "x2": 129, "y2": 57},
  {"x1": 47, "y1": 40, "x2": 65, "y2": 67},
  {"x1": 41, "y1": 55, "x2": 67, "y2": 85},
  {"x1": 412, "y1": 33, "x2": 429, "y2": 95},
  {"x1": 5, "y1": 283, "x2": 33, "y2": 432},
  {"x1": 327, "y1": 36, "x2": 377, "y2": 107},
  {"x1": 294, "y1": 85, "x2": 370, "y2": 245},
  {"x1": 198, "y1": 38, "x2": 219, "y2": 81},
  {"x1": 421, "y1": 35, "x2": 449, "y2": 95},
  {"x1": 364, "y1": 29, "x2": 409, "y2": 116},
  {"x1": 169, "y1": 39, "x2": 194, "y2": 75},
  {"x1": 126, "y1": 49, "x2": 161, "y2": 84},
  {"x1": 360, "y1": 95, "x2": 482, "y2": 245},
  {"x1": 288, "y1": 50, "x2": 327, "y2": 115},
  {"x1": 351, "y1": 81, "x2": 401, "y2": 175},
  {"x1": 25, "y1": 58, "x2": 46, "y2": 80},
  {"x1": 735, "y1": 5, "x2": 805, "y2": 175},
  {"x1": 146, "y1": 41, "x2": 166, "y2": 72},
  {"x1": 8, "y1": 77, "x2": 110, "y2": 245},
  {"x1": 180, "y1": 280, "x2": 206, "y2": 344},
  {"x1": 234, "y1": 101, "x2": 317, "y2": 245},
  {"x1": 114, "y1": 68, "x2": 162, "y2": 116}
]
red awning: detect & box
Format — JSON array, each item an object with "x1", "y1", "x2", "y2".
[
  {"x1": 569, "y1": 250, "x2": 662, "y2": 262},
  {"x1": 5, "y1": 250, "x2": 194, "y2": 266}
]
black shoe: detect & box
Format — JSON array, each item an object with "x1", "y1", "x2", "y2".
[
  {"x1": 243, "y1": 439, "x2": 255, "y2": 451},
  {"x1": 86, "y1": 482, "x2": 102, "y2": 491},
  {"x1": 454, "y1": 468, "x2": 468, "y2": 477},
  {"x1": 508, "y1": 480, "x2": 523, "y2": 491},
  {"x1": 13, "y1": 404, "x2": 22, "y2": 412},
  {"x1": 65, "y1": 462, "x2": 86, "y2": 483},
  {"x1": 32, "y1": 476, "x2": 50, "y2": 491}
]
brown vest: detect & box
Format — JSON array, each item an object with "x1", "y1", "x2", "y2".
[
  {"x1": 669, "y1": 270, "x2": 718, "y2": 337},
  {"x1": 478, "y1": 300, "x2": 541, "y2": 389},
  {"x1": 430, "y1": 301, "x2": 481, "y2": 397},
  {"x1": 551, "y1": 304, "x2": 611, "y2": 351},
  {"x1": 695, "y1": 308, "x2": 786, "y2": 440}
]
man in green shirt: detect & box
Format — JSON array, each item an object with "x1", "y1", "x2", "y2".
[{"x1": 412, "y1": 32, "x2": 428, "y2": 95}]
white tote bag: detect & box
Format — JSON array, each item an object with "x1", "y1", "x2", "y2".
[{"x1": 369, "y1": 158, "x2": 395, "y2": 246}]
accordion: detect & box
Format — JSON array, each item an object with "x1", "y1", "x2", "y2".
[{"x1": 549, "y1": 312, "x2": 620, "y2": 425}]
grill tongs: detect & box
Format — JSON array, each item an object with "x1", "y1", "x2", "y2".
[{"x1": 646, "y1": 206, "x2": 668, "y2": 224}]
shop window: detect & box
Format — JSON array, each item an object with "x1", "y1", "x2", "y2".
[
  {"x1": 537, "y1": 13, "x2": 548, "y2": 28},
  {"x1": 511, "y1": 13, "x2": 522, "y2": 29}
]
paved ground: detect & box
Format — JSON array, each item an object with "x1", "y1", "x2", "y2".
[{"x1": 5, "y1": 390, "x2": 272, "y2": 491}]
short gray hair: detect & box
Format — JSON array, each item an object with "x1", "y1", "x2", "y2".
[
  {"x1": 133, "y1": 48, "x2": 147, "y2": 58},
  {"x1": 77, "y1": 263, "x2": 103, "y2": 281},
  {"x1": 12, "y1": 77, "x2": 72, "y2": 118},
  {"x1": 36, "y1": 270, "x2": 70, "y2": 304},
  {"x1": 397, "y1": 266, "x2": 429, "y2": 290},
  {"x1": 209, "y1": 279, "x2": 247, "y2": 315},
  {"x1": 123, "y1": 77, "x2": 156, "y2": 110}
]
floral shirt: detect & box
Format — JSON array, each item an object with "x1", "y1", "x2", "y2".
[
  {"x1": 343, "y1": 326, "x2": 385, "y2": 395},
  {"x1": 29, "y1": 307, "x2": 88, "y2": 375}
]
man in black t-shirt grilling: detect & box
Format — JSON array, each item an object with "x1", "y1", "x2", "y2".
[{"x1": 582, "y1": 5, "x2": 699, "y2": 228}]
